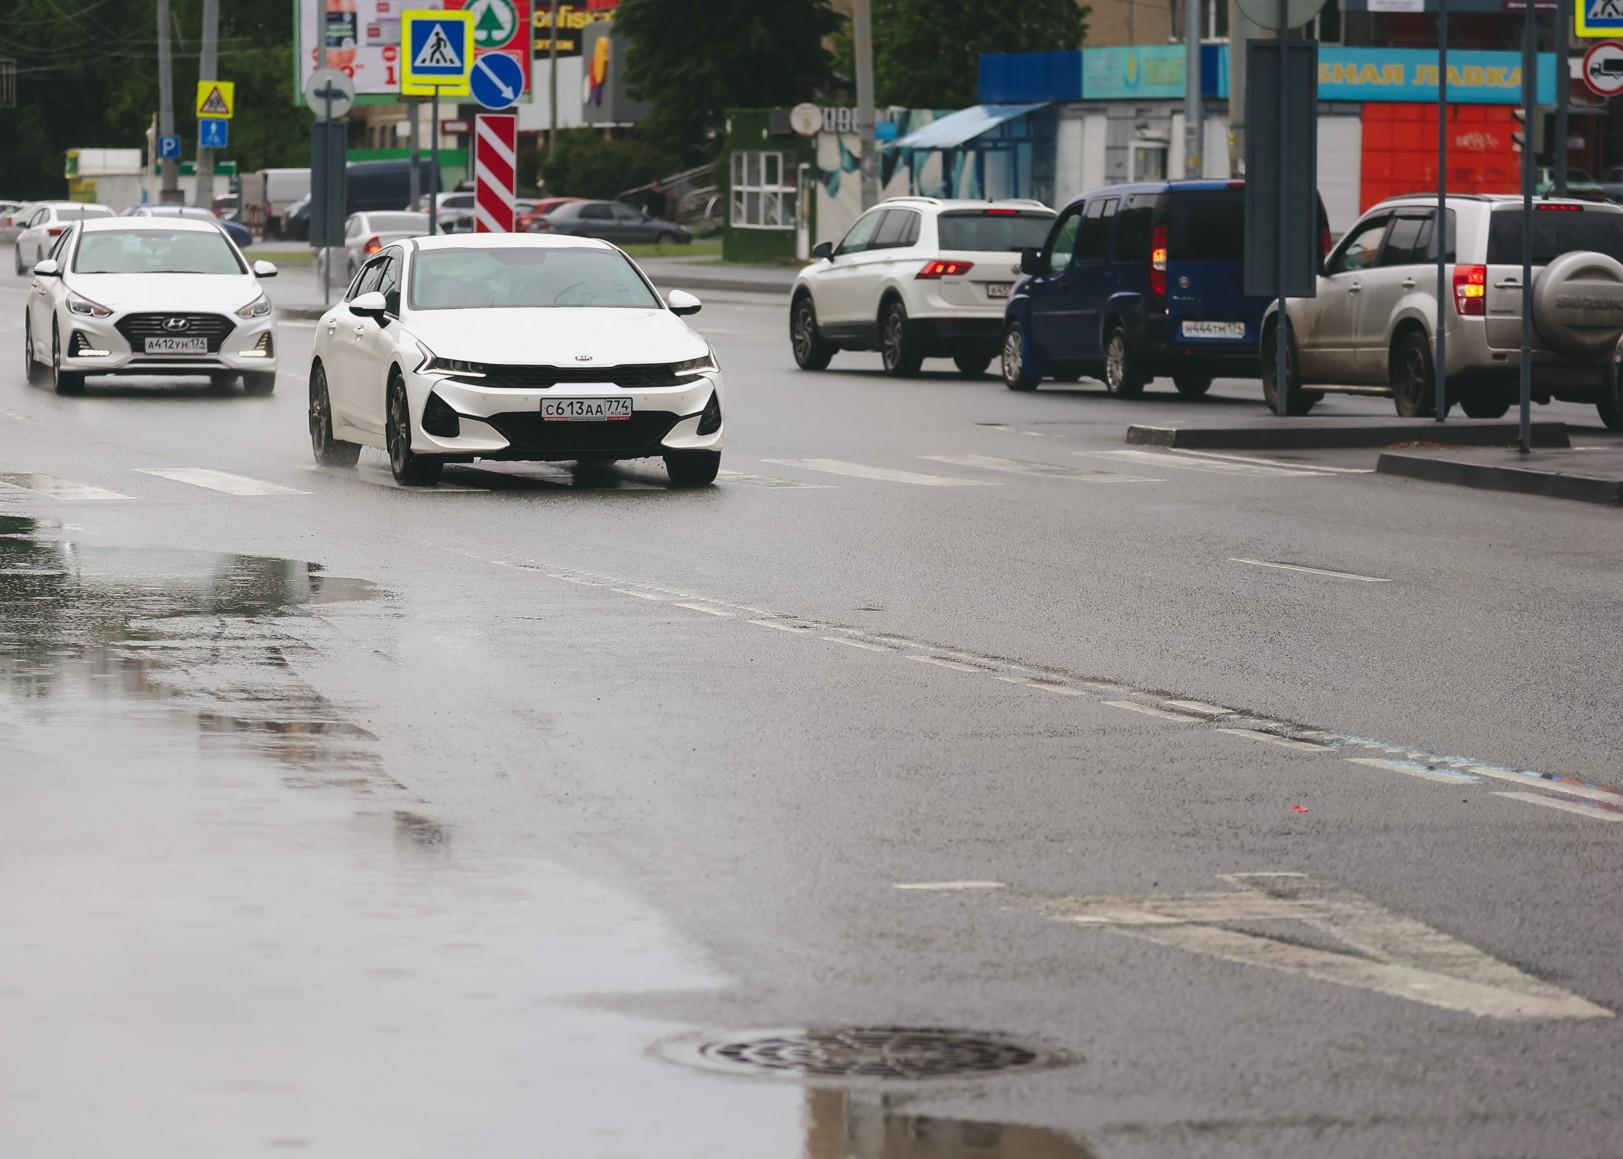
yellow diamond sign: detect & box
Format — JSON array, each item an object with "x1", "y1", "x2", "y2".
[{"x1": 195, "y1": 80, "x2": 234, "y2": 119}]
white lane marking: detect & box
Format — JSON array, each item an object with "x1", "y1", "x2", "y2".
[
  {"x1": 997, "y1": 676, "x2": 1084, "y2": 696},
  {"x1": 718, "y1": 469, "x2": 836, "y2": 490},
  {"x1": 748, "y1": 618, "x2": 805, "y2": 632},
  {"x1": 552, "y1": 575, "x2": 603, "y2": 585},
  {"x1": 1043, "y1": 873, "x2": 1612, "y2": 1020},
  {"x1": 1218, "y1": 727, "x2": 1332, "y2": 753},
  {"x1": 1229, "y1": 558, "x2": 1391, "y2": 583},
  {"x1": 1164, "y1": 700, "x2": 1232, "y2": 717},
  {"x1": 136, "y1": 468, "x2": 307, "y2": 496},
  {"x1": 301, "y1": 465, "x2": 489, "y2": 492},
  {"x1": 821, "y1": 635, "x2": 891, "y2": 652},
  {"x1": 762, "y1": 458, "x2": 1000, "y2": 487},
  {"x1": 894, "y1": 881, "x2": 1007, "y2": 892},
  {"x1": 1079, "y1": 449, "x2": 1332, "y2": 477},
  {"x1": 1493, "y1": 791, "x2": 1623, "y2": 822},
  {"x1": 0, "y1": 473, "x2": 130, "y2": 501},
  {"x1": 1104, "y1": 700, "x2": 1206, "y2": 723},
  {"x1": 909, "y1": 655, "x2": 983, "y2": 673},
  {"x1": 920, "y1": 454, "x2": 1162, "y2": 483},
  {"x1": 1168, "y1": 449, "x2": 1375, "y2": 474},
  {"x1": 0, "y1": 408, "x2": 35, "y2": 424},
  {"x1": 613, "y1": 588, "x2": 665, "y2": 601},
  {"x1": 673, "y1": 602, "x2": 734, "y2": 617},
  {"x1": 1347, "y1": 757, "x2": 1480, "y2": 784},
  {"x1": 1467, "y1": 766, "x2": 1623, "y2": 807}
]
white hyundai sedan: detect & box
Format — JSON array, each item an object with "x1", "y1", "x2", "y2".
[
  {"x1": 22, "y1": 217, "x2": 278, "y2": 395},
  {"x1": 307, "y1": 234, "x2": 723, "y2": 487}
]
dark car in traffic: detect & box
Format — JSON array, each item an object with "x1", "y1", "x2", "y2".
[{"x1": 530, "y1": 199, "x2": 691, "y2": 245}]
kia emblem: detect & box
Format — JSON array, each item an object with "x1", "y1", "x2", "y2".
[{"x1": 163, "y1": 317, "x2": 191, "y2": 332}]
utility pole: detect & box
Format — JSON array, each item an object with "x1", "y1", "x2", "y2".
[
  {"x1": 853, "y1": 0, "x2": 879, "y2": 208},
  {"x1": 408, "y1": 100, "x2": 421, "y2": 210},
  {"x1": 194, "y1": 0, "x2": 219, "y2": 209},
  {"x1": 1227, "y1": 0, "x2": 1258, "y2": 176},
  {"x1": 1184, "y1": 0, "x2": 1203, "y2": 177},
  {"x1": 157, "y1": 0, "x2": 181, "y2": 204},
  {"x1": 547, "y1": 0, "x2": 559, "y2": 162}
]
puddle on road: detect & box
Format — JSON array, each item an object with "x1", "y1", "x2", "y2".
[
  {"x1": 803, "y1": 1090, "x2": 1096, "y2": 1158},
  {"x1": 0, "y1": 515, "x2": 391, "y2": 793}
]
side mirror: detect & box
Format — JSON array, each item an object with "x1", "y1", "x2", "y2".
[
  {"x1": 32, "y1": 258, "x2": 60, "y2": 277},
  {"x1": 1019, "y1": 248, "x2": 1044, "y2": 276},
  {"x1": 667, "y1": 289, "x2": 702, "y2": 316},
  {"x1": 252, "y1": 259, "x2": 278, "y2": 278},
  {"x1": 351, "y1": 290, "x2": 388, "y2": 320},
  {"x1": 812, "y1": 241, "x2": 834, "y2": 261}
]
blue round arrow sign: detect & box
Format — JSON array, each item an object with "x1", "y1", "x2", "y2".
[{"x1": 470, "y1": 53, "x2": 524, "y2": 111}]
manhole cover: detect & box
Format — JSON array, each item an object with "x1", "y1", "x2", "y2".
[{"x1": 659, "y1": 1027, "x2": 1068, "y2": 1082}]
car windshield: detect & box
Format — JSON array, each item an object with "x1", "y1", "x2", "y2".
[
  {"x1": 1487, "y1": 208, "x2": 1623, "y2": 265},
  {"x1": 936, "y1": 212, "x2": 1054, "y2": 252},
  {"x1": 367, "y1": 213, "x2": 429, "y2": 233},
  {"x1": 409, "y1": 246, "x2": 660, "y2": 310},
  {"x1": 53, "y1": 206, "x2": 114, "y2": 222},
  {"x1": 73, "y1": 228, "x2": 244, "y2": 275}
]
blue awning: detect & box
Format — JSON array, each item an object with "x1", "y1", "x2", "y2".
[{"x1": 886, "y1": 103, "x2": 1048, "y2": 150}]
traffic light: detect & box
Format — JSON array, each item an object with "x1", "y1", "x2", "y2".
[{"x1": 1511, "y1": 107, "x2": 1548, "y2": 157}]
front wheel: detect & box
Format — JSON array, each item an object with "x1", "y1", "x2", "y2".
[
  {"x1": 309, "y1": 362, "x2": 361, "y2": 467},
  {"x1": 1260, "y1": 322, "x2": 1319, "y2": 415},
  {"x1": 1102, "y1": 325, "x2": 1146, "y2": 397},
  {"x1": 1000, "y1": 321, "x2": 1040, "y2": 391},
  {"x1": 1598, "y1": 374, "x2": 1623, "y2": 431},
  {"x1": 1173, "y1": 373, "x2": 1213, "y2": 398},
  {"x1": 790, "y1": 294, "x2": 835, "y2": 370},
  {"x1": 953, "y1": 353, "x2": 992, "y2": 377},
  {"x1": 50, "y1": 323, "x2": 83, "y2": 396},
  {"x1": 1391, "y1": 331, "x2": 1437, "y2": 418},
  {"x1": 1459, "y1": 390, "x2": 1512, "y2": 419},
  {"x1": 22, "y1": 310, "x2": 40, "y2": 383},
  {"x1": 243, "y1": 372, "x2": 276, "y2": 397},
  {"x1": 386, "y1": 381, "x2": 442, "y2": 486},
  {"x1": 880, "y1": 300, "x2": 923, "y2": 377},
  {"x1": 665, "y1": 450, "x2": 720, "y2": 487}
]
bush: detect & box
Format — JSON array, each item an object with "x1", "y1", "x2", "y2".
[{"x1": 539, "y1": 131, "x2": 679, "y2": 200}]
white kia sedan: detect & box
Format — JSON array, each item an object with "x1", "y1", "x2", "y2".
[
  {"x1": 307, "y1": 234, "x2": 723, "y2": 487},
  {"x1": 22, "y1": 217, "x2": 278, "y2": 395}
]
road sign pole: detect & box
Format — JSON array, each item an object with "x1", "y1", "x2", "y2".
[
  {"x1": 194, "y1": 0, "x2": 219, "y2": 209},
  {"x1": 1520, "y1": 7, "x2": 1536, "y2": 454},
  {"x1": 1276, "y1": 0, "x2": 1290, "y2": 418},
  {"x1": 156, "y1": 0, "x2": 180, "y2": 204},
  {"x1": 1556, "y1": 0, "x2": 1570, "y2": 195},
  {"x1": 430, "y1": 89, "x2": 440, "y2": 235},
  {"x1": 1436, "y1": 0, "x2": 1448, "y2": 423}
]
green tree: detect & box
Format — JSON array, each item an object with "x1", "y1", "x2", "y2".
[
  {"x1": 872, "y1": 0, "x2": 1088, "y2": 109},
  {"x1": 538, "y1": 130, "x2": 677, "y2": 200},
  {"x1": 615, "y1": 0, "x2": 840, "y2": 158}
]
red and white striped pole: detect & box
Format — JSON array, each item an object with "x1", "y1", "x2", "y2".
[{"x1": 473, "y1": 113, "x2": 517, "y2": 233}]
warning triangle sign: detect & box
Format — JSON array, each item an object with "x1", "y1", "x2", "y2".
[
  {"x1": 415, "y1": 25, "x2": 461, "y2": 69},
  {"x1": 199, "y1": 86, "x2": 229, "y2": 116}
]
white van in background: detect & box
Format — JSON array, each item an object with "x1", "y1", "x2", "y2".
[{"x1": 242, "y1": 168, "x2": 311, "y2": 238}]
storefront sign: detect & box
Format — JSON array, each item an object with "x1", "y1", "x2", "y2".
[
  {"x1": 534, "y1": 0, "x2": 615, "y2": 58},
  {"x1": 1316, "y1": 48, "x2": 1557, "y2": 103},
  {"x1": 1081, "y1": 46, "x2": 1187, "y2": 101}
]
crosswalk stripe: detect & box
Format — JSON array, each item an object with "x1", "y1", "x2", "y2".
[
  {"x1": 1077, "y1": 449, "x2": 1332, "y2": 477},
  {"x1": 136, "y1": 468, "x2": 307, "y2": 496},
  {"x1": 920, "y1": 454, "x2": 1163, "y2": 483},
  {"x1": 0, "y1": 472, "x2": 130, "y2": 501},
  {"x1": 762, "y1": 458, "x2": 1000, "y2": 487}
]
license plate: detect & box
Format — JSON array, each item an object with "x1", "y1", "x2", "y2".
[
  {"x1": 1181, "y1": 321, "x2": 1246, "y2": 340},
  {"x1": 144, "y1": 337, "x2": 208, "y2": 354},
  {"x1": 984, "y1": 282, "x2": 1012, "y2": 299},
  {"x1": 541, "y1": 397, "x2": 632, "y2": 422}
]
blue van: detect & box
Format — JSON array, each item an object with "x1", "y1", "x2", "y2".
[{"x1": 1000, "y1": 180, "x2": 1327, "y2": 396}]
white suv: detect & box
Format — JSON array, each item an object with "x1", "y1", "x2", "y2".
[
  {"x1": 790, "y1": 197, "x2": 1055, "y2": 376},
  {"x1": 1263, "y1": 194, "x2": 1623, "y2": 426}
]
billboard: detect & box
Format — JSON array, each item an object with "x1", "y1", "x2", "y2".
[
  {"x1": 535, "y1": 0, "x2": 617, "y2": 58},
  {"x1": 297, "y1": 1, "x2": 532, "y2": 101}
]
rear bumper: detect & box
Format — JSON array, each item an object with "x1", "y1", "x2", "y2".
[
  {"x1": 1125, "y1": 315, "x2": 1261, "y2": 374},
  {"x1": 907, "y1": 315, "x2": 1005, "y2": 353}
]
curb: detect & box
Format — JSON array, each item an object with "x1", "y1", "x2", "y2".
[
  {"x1": 1127, "y1": 420, "x2": 1572, "y2": 451},
  {"x1": 1376, "y1": 452, "x2": 1623, "y2": 506}
]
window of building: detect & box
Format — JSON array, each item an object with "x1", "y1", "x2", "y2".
[
  {"x1": 730, "y1": 150, "x2": 798, "y2": 230},
  {"x1": 1172, "y1": 0, "x2": 1338, "y2": 41}
]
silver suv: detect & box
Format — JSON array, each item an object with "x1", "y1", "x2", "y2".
[{"x1": 1261, "y1": 194, "x2": 1623, "y2": 428}]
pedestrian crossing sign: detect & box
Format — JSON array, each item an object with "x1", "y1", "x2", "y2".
[
  {"x1": 401, "y1": 10, "x2": 475, "y2": 96},
  {"x1": 1577, "y1": 0, "x2": 1623, "y2": 36},
  {"x1": 194, "y1": 80, "x2": 234, "y2": 119}
]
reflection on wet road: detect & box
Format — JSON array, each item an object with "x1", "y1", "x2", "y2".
[{"x1": 804, "y1": 1090, "x2": 1096, "y2": 1158}]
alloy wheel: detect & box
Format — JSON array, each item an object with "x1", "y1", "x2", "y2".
[
  {"x1": 22, "y1": 311, "x2": 31, "y2": 380},
  {"x1": 1002, "y1": 327, "x2": 1023, "y2": 382},
  {"x1": 792, "y1": 301, "x2": 814, "y2": 362},
  {"x1": 309, "y1": 366, "x2": 332, "y2": 455},
  {"x1": 883, "y1": 309, "x2": 904, "y2": 371},
  {"x1": 387, "y1": 387, "x2": 408, "y2": 475},
  {"x1": 1105, "y1": 334, "x2": 1126, "y2": 390}
]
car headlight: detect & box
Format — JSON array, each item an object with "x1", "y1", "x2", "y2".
[
  {"x1": 672, "y1": 352, "x2": 718, "y2": 378},
  {"x1": 236, "y1": 294, "x2": 271, "y2": 319},
  {"x1": 67, "y1": 293, "x2": 112, "y2": 318},
  {"x1": 422, "y1": 356, "x2": 486, "y2": 379}
]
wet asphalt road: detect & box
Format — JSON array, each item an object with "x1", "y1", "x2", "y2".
[{"x1": 2, "y1": 273, "x2": 1623, "y2": 1159}]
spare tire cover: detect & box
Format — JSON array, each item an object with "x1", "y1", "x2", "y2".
[{"x1": 1533, "y1": 249, "x2": 1623, "y2": 361}]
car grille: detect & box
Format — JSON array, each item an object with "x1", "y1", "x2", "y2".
[
  {"x1": 485, "y1": 410, "x2": 683, "y2": 456},
  {"x1": 115, "y1": 313, "x2": 236, "y2": 353},
  {"x1": 460, "y1": 362, "x2": 697, "y2": 389}
]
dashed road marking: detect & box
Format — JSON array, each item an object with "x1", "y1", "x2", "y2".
[
  {"x1": 910, "y1": 655, "x2": 983, "y2": 673},
  {"x1": 762, "y1": 458, "x2": 1000, "y2": 487},
  {"x1": 719, "y1": 469, "x2": 836, "y2": 490},
  {"x1": 613, "y1": 588, "x2": 665, "y2": 601},
  {"x1": 1229, "y1": 558, "x2": 1391, "y2": 583},
  {"x1": 0, "y1": 473, "x2": 130, "y2": 501},
  {"x1": 920, "y1": 454, "x2": 1162, "y2": 483},
  {"x1": 136, "y1": 467, "x2": 307, "y2": 496},
  {"x1": 894, "y1": 881, "x2": 1007, "y2": 892},
  {"x1": 1218, "y1": 727, "x2": 1332, "y2": 752},
  {"x1": 1104, "y1": 700, "x2": 1206, "y2": 723},
  {"x1": 1079, "y1": 449, "x2": 1333, "y2": 478},
  {"x1": 1165, "y1": 700, "x2": 1232, "y2": 717},
  {"x1": 821, "y1": 635, "x2": 891, "y2": 652},
  {"x1": 1493, "y1": 791, "x2": 1623, "y2": 822},
  {"x1": 673, "y1": 602, "x2": 733, "y2": 617},
  {"x1": 1467, "y1": 765, "x2": 1623, "y2": 806},
  {"x1": 1348, "y1": 757, "x2": 1481, "y2": 784},
  {"x1": 997, "y1": 676, "x2": 1084, "y2": 696},
  {"x1": 748, "y1": 618, "x2": 805, "y2": 632}
]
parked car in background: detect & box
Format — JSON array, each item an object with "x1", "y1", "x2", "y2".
[
  {"x1": 534, "y1": 199, "x2": 691, "y2": 245},
  {"x1": 213, "y1": 193, "x2": 240, "y2": 220},
  {"x1": 244, "y1": 168, "x2": 310, "y2": 239},
  {"x1": 348, "y1": 159, "x2": 439, "y2": 215},
  {"x1": 1535, "y1": 167, "x2": 1607, "y2": 200},
  {"x1": 283, "y1": 194, "x2": 311, "y2": 241},
  {"x1": 0, "y1": 202, "x2": 38, "y2": 246},
  {"x1": 317, "y1": 211, "x2": 431, "y2": 281},
  {"x1": 519, "y1": 196, "x2": 583, "y2": 232},
  {"x1": 413, "y1": 190, "x2": 475, "y2": 232},
  {"x1": 1002, "y1": 181, "x2": 1329, "y2": 397},
  {"x1": 791, "y1": 197, "x2": 1055, "y2": 376},
  {"x1": 1263, "y1": 194, "x2": 1623, "y2": 427},
  {"x1": 127, "y1": 204, "x2": 252, "y2": 249},
  {"x1": 14, "y1": 202, "x2": 116, "y2": 274}
]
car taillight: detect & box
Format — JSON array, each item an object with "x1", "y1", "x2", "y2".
[
  {"x1": 1536, "y1": 203, "x2": 1583, "y2": 212},
  {"x1": 1149, "y1": 223, "x2": 1168, "y2": 299},
  {"x1": 981, "y1": 208, "x2": 1017, "y2": 215},
  {"x1": 1453, "y1": 264, "x2": 1487, "y2": 316},
  {"x1": 364, "y1": 235, "x2": 381, "y2": 254},
  {"x1": 916, "y1": 259, "x2": 974, "y2": 279},
  {"x1": 46, "y1": 227, "x2": 63, "y2": 236},
  {"x1": 1321, "y1": 219, "x2": 1332, "y2": 257}
]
